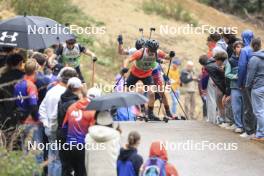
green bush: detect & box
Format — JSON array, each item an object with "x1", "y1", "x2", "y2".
[
  {"x1": 0, "y1": 147, "x2": 42, "y2": 175},
  {"x1": 142, "y1": 0, "x2": 198, "y2": 26}
]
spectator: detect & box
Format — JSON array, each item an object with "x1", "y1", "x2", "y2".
[
  {"x1": 0, "y1": 54, "x2": 25, "y2": 131},
  {"x1": 44, "y1": 48, "x2": 58, "y2": 69},
  {"x1": 140, "y1": 141, "x2": 179, "y2": 176},
  {"x1": 225, "y1": 41, "x2": 244, "y2": 133},
  {"x1": 85, "y1": 111, "x2": 121, "y2": 176},
  {"x1": 39, "y1": 67, "x2": 77, "y2": 176},
  {"x1": 57, "y1": 77, "x2": 82, "y2": 176},
  {"x1": 117, "y1": 131, "x2": 143, "y2": 176},
  {"x1": 246, "y1": 39, "x2": 264, "y2": 141},
  {"x1": 180, "y1": 60, "x2": 197, "y2": 119},
  {"x1": 168, "y1": 59, "x2": 181, "y2": 117},
  {"x1": 14, "y1": 59, "x2": 43, "y2": 163},
  {"x1": 62, "y1": 83, "x2": 95, "y2": 176},
  {"x1": 238, "y1": 30, "x2": 256, "y2": 138},
  {"x1": 31, "y1": 52, "x2": 51, "y2": 105}
]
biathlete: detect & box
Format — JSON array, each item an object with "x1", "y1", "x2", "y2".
[{"x1": 121, "y1": 39, "x2": 175, "y2": 120}]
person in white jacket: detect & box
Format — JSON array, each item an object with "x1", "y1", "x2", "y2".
[
  {"x1": 85, "y1": 111, "x2": 121, "y2": 176},
  {"x1": 39, "y1": 67, "x2": 77, "y2": 176}
]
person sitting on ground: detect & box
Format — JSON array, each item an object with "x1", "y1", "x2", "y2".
[
  {"x1": 85, "y1": 110, "x2": 121, "y2": 176},
  {"x1": 140, "y1": 141, "x2": 179, "y2": 176},
  {"x1": 62, "y1": 82, "x2": 95, "y2": 176},
  {"x1": 117, "y1": 131, "x2": 143, "y2": 176},
  {"x1": 246, "y1": 38, "x2": 264, "y2": 141}
]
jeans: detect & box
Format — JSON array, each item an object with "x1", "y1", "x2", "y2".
[
  {"x1": 231, "y1": 89, "x2": 243, "y2": 128},
  {"x1": 241, "y1": 88, "x2": 256, "y2": 135},
  {"x1": 45, "y1": 127, "x2": 62, "y2": 176},
  {"x1": 170, "y1": 90, "x2": 180, "y2": 115},
  {"x1": 20, "y1": 124, "x2": 44, "y2": 164},
  {"x1": 251, "y1": 87, "x2": 264, "y2": 138}
]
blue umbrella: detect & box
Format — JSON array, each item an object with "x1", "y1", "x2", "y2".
[{"x1": 0, "y1": 15, "x2": 75, "y2": 49}]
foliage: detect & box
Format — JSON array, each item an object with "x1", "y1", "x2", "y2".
[
  {"x1": 142, "y1": 0, "x2": 198, "y2": 26},
  {"x1": 198, "y1": 0, "x2": 263, "y2": 15}
]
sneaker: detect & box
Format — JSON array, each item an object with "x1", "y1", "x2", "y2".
[
  {"x1": 219, "y1": 123, "x2": 230, "y2": 128},
  {"x1": 240, "y1": 132, "x2": 248, "y2": 137},
  {"x1": 225, "y1": 124, "x2": 236, "y2": 130},
  {"x1": 240, "y1": 133, "x2": 255, "y2": 139},
  {"x1": 234, "y1": 128, "x2": 243, "y2": 133}
]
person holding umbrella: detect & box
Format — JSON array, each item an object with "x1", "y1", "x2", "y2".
[{"x1": 56, "y1": 38, "x2": 97, "y2": 83}]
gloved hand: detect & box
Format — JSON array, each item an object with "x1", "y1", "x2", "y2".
[
  {"x1": 163, "y1": 75, "x2": 170, "y2": 83},
  {"x1": 92, "y1": 57, "x2": 97, "y2": 62},
  {"x1": 120, "y1": 68, "x2": 129, "y2": 75},
  {"x1": 169, "y1": 51, "x2": 175, "y2": 58},
  {"x1": 117, "y1": 34, "x2": 123, "y2": 45},
  {"x1": 156, "y1": 59, "x2": 163, "y2": 64}
]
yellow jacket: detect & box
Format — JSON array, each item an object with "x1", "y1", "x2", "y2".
[{"x1": 169, "y1": 68, "x2": 180, "y2": 91}]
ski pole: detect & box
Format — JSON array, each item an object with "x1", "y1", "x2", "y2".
[
  {"x1": 158, "y1": 63, "x2": 189, "y2": 120},
  {"x1": 149, "y1": 27, "x2": 156, "y2": 39}
]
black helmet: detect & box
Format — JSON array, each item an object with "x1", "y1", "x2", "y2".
[
  {"x1": 66, "y1": 38, "x2": 76, "y2": 44},
  {"x1": 145, "y1": 39, "x2": 159, "y2": 52},
  {"x1": 135, "y1": 38, "x2": 145, "y2": 50}
]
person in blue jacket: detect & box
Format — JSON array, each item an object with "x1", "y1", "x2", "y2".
[
  {"x1": 117, "y1": 131, "x2": 143, "y2": 176},
  {"x1": 237, "y1": 30, "x2": 256, "y2": 138}
]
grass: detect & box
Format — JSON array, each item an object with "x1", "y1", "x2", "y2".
[{"x1": 142, "y1": 0, "x2": 198, "y2": 26}]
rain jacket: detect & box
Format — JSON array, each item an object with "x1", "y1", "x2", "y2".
[
  {"x1": 225, "y1": 54, "x2": 239, "y2": 89},
  {"x1": 85, "y1": 125, "x2": 121, "y2": 176},
  {"x1": 246, "y1": 50, "x2": 264, "y2": 89},
  {"x1": 238, "y1": 30, "x2": 254, "y2": 87},
  {"x1": 142, "y1": 141, "x2": 179, "y2": 176},
  {"x1": 117, "y1": 146, "x2": 143, "y2": 176}
]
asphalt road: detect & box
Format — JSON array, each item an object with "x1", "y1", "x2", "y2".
[{"x1": 119, "y1": 120, "x2": 264, "y2": 176}]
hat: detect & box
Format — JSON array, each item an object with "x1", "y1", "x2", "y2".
[
  {"x1": 67, "y1": 77, "x2": 83, "y2": 88},
  {"x1": 87, "y1": 87, "x2": 102, "y2": 99},
  {"x1": 172, "y1": 59, "x2": 181, "y2": 65},
  {"x1": 53, "y1": 63, "x2": 64, "y2": 76},
  {"x1": 96, "y1": 111, "x2": 113, "y2": 126}
]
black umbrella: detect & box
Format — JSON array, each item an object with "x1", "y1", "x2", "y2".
[
  {"x1": 0, "y1": 15, "x2": 75, "y2": 49},
  {"x1": 86, "y1": 92, "x2": 148, "y2": 111}
]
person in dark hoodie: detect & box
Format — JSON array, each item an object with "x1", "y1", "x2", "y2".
[
  {"x1": 57, "y1": 77, "x2": 82, "y2": 176},
  {"x1": 237, "y1": 30, "x2": 256, "y2": 138},
  {"x1": 246, "y1": 38, "x2": 264, "y2": 141},
  {"x1": 117, "y1": 131, "x2": 143, "y2": 176}
]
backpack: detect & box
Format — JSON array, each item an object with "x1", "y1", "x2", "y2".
[
  {"x1": 142, "y1": 157, "x2": 166, "y2": 176},
  {"x1": 117, "y1": 159, "x2": 136, "y2": 176}
]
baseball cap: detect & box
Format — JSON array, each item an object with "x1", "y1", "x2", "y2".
[
  {"x1": 172, "y1": 59, "x2": 181, "y2": 65},
  {"x1": 87, "y1": 87, "x2": 102, "y2": 99},
  {"x1": 67, "y1": 77, "x2": 83, "y2": 88}
]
